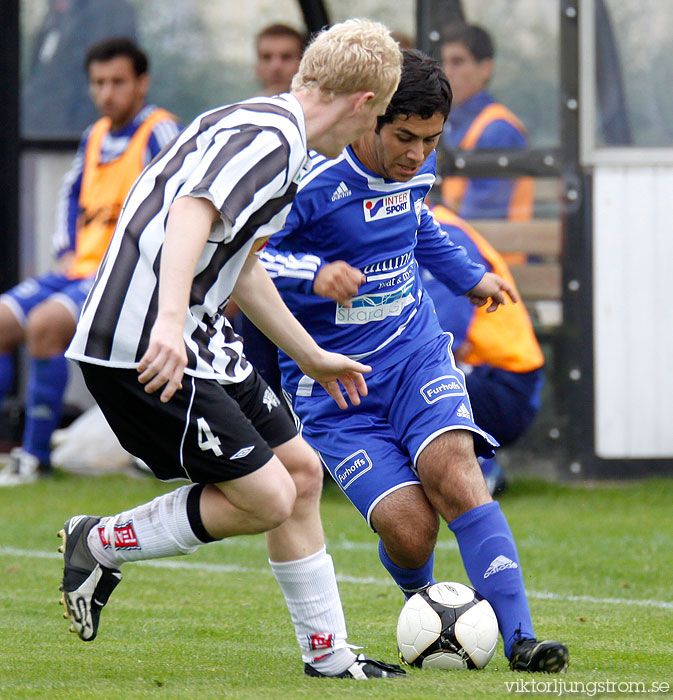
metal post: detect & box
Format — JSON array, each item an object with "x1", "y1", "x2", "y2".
[
  {"x1": 0, "y1": 0, "x2": 20, "y2": 293},
  {"x1": 559, "y1": 0, "x2": 596, "y2": 478},
  {"x1": 296, "y1": 0, "x2": 330, "y2": 34}
]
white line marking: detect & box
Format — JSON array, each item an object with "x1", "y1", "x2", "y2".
[{"x1": 2, "y1": 545, "x2": 672, "y2": 610}]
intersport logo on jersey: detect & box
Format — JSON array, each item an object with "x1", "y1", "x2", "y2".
[
  {"x1": 363, "y1": 190, "x2": 411, "y2": 221},
  {"x1": 420, "y1": 375, "x2": 466, "y2": 404}
]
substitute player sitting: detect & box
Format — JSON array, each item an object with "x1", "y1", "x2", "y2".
[
  {"x1": 0, "y1": 37, "x2": 180, "y2": 485},
  {"x1": 59, "y1": 19, "x2": 406, "y2": 680},
  {"x1": 421, "y1": 206, "x2": 546, "y2": 495},
  {"x1": 260, "y1": 49, "x2": 568, "y2": 673}
]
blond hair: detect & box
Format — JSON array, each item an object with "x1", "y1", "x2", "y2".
[{"x1": 291, "y1": 18, "x2": 402, "y2": 103}]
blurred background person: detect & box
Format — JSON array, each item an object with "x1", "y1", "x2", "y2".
[
  {"x1": 255, "y1": 23, "x2": 307, "y2": 96},
  {"x1": 230, "y1": 24, "x2": 308, "y2": 397},
  {"x1": 390, "y1": 31, "x2": 415, "y2": 50},
  {"x1": 422, "y1": 203, "x2": 545, "y2": 495},
  {"x1": 0, "y1": 37, "x2": 181, "y2": 486},
  {"x1": 439, "y1": 23, "x2": 534, "y2": 221}
]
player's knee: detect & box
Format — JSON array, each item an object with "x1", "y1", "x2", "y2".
[
  {"x1": 372, "y1": 484, "x2": 439, "y2": 566},
  {"x1": 277, "y1": 439, "x2": 324, "y2": 504},
  {"x1": 385, "y1": 528, "x2": 436, "y2": 569},
  {"x1": 0, "y1": 302, "x2": 24, "y2": 352},
  {"x1": 379, "y1": 514, "x2": 439, "y2": 568},
  {"x1": 402, "y1": 523, "x2": 438, "y2": 565},
  {"x1": 262, "y1": 483, "x2": 297, "y2": 528},
  {"x1": 261, "y1": 467, "x2": 298, "y2": 528},
  {"x1": 26, "y1": 304, "x2": 74, "y2": 356},
  {"x1": 292, "y1": 451, "x2": 324, "y2": 503}
]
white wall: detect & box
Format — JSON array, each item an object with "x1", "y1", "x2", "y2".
[
  {"x1": 19, "y1": 150, "x2": 94, "y2": 411},
  {"x1": 20, "y1": 151, "x2": 75, "y2": 277},
  {"x1": 593, "y1": 165, "x2": 673, "y2": 457}
]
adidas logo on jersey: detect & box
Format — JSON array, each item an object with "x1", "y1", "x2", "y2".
[
  {"x1": 456, "y1": 403, "x2": 471, "y2": 419},
  {"x1": 331, "y1": 181, "x2": 352, "y2": 201},
  {"x1": 483, "y1": 555, "x2": 518, "y2": 578}
]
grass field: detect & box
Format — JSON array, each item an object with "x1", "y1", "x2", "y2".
[{"x1": 1, "y1": 471, "x2": 672, "y2": 699}]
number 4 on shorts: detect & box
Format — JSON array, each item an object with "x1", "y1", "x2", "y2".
[{"x1": 196, "y1": 417, "x2": 223, "y2": 456}]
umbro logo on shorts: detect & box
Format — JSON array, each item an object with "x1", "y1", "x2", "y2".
[{"x1": 230, "y1": 446, "x2": 255, "y2": 460}]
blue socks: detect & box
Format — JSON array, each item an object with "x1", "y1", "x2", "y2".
[
  {"x1": 449, "y1": 501, "x2": 535, "y2": 658},
  {"x1": 378, "y1": 539, "x2": 435, "y2": 599},
  {"x1": 0, "y1": 353, "x2": 14, "y2": 402},
  {"x1": 23, "y1": 354, "x2": 69, "y2": 464}
]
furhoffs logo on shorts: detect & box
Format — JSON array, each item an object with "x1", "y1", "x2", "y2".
[
  {"x1": 420, "y1": 375, "x2": 466, "y2": 404},
  {"x1": 334, "y1": 449, "x2": 372, "y2": 489}
]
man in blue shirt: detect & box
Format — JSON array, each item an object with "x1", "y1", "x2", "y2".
[
  {"x1": 261, "y1": 49, "x2": 568, "y2": 674},
  {"x1": 440, "y1": 24, "x2": 534, "y2": 220}
]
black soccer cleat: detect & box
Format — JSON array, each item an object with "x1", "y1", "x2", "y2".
[
  {"x1": 509, "y1": 638, "x2": 569, "y2": 673},
  {"x1": 58, "y1": 515, "x2": 122, "y2": 641},
  {"x1": 304, "y1": 653, "x2": 407, "y2": 679}
]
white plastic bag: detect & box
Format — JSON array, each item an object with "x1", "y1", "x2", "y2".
[{"x1": 51, "y1": 405, "x2": 134, "y2": 474}]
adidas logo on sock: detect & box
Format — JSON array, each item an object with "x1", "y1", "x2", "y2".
[
  {"x1": 331, "y1": 181, "x2": 352, "y2": 201},
  {"x1": 483, "y1": 555, "x2": 518, "y2": 578},
  {"x1": 456, "y1": 403, "x2": 471, "y2": 419}
]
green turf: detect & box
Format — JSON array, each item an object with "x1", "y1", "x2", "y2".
[{"x1": 1, "y1": 473, "x2": 672, "y2": 699}]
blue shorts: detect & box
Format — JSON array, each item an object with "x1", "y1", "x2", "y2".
[
  {"x1": 287, "y1": 333, "x2": 497, "y2": 527},
  {"x1": 0, "y1": 273, "x2": 93, "y2": 326}
]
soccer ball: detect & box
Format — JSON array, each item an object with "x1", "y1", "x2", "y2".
[{"x1": 396, "y1": 581, "x2": 499, "y2": 670}]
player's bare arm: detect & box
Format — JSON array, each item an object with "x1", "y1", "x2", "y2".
[
  {"x1": 465, "y1": 271, "x2": 518, "y2": 313},
  {"x1": 137, "y1": 195, "x2": 218, "y2": 402},
  {"x1": 313, "y1": 260, "x2": 366, "y2": 308},
  {"x1": 232, "y1": 255, "x2": 371, "y2": 409}
]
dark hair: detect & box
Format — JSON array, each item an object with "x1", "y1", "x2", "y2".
[
  {"x1": 377, "y1": 49, "x2": 452, "y2": 130},
  {"x1": 441, "y1": 23, "x2": 494, "y2": 62},
  {"x1": 256, "y1": 24, "x2": 307, "y2": 53},
  {"x1": 85, "y1": 37, "x2": 148, "y2": 76}
]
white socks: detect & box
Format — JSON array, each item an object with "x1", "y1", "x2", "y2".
[
  {"x1": 269, "y1": 546, "x2": 357, "y2": 672},
  {"x1": 87, "y1": 485, "x2": 203, "y2": 568},
  {"x1": 86, "y1": 489, "x2": 358, "y2": 674}
]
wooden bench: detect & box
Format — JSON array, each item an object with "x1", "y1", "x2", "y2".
[
  {"x1": 466, "y1": 218, "x2": 563, "y2": 330},
  {"x1": 464, "y1": 217, "x2": 566, "y2": 459}
]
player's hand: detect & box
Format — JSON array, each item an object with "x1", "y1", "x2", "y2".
[
  {"x1": 465, "y1": 272, "x2": 518, "y2": 312},
  {"x1": 137, "y1": 319, "x2": 188, "y2": 403},
  {"x1": 298, "y1": 349, "x2": 371, "y2": 409},
  {"x1": 313, "y1": 261, "x2": 366, "y2": 307}
]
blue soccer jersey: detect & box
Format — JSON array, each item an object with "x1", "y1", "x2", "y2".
[
  {"x1": 260, "y1": 146, "x2": 495, "y2": 526},
  {"x1": 260, "y1": 147, "x2": 485, "y2": 396}
]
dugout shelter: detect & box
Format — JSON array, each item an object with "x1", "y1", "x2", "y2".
[{"x1": 1, "y1": 0, "x2": 672, "y2": 480}]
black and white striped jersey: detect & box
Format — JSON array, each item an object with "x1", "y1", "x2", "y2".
[{"x1": 66, "y1": 94, "x2": 307, "y2": 383}]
